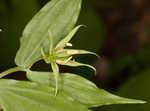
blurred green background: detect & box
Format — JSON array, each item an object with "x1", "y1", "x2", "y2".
[{"x1": 0, "y1": 0, "x2": 150, "y2": 111}]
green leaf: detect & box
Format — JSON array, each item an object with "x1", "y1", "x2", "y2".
[
  {"x1": 55, "y1": 25, "x2": 83, "y2": 50},
  {"x1": 27, "y1": 71, "x2": 145, "y2": 108},
  {"x1": 15, "y1": 0, "x2": 82, "y2": 68},
  {"x1": 0, "y1": 79, "x2": 91, "y2": 111}
]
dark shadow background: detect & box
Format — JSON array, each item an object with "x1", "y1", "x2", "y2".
[{"x1": 0, "y1": 0, "x2": 150, "y2": 111}]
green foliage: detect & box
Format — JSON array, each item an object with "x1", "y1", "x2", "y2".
[
  {"x1": 0, "y1": 0, "x2": 146, "y2": 111},
  {"x1": 15, "y1": 0, "x2": 82, "y2": 68},
  {"x1": 0, "y1": 79, "x2": 91, "y2": 111},
  {"x1": 27, "y1": 71, "x2": 145, "y2": 108}
]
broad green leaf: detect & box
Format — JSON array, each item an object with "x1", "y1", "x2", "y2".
[
  {"x1": 0, "y1": 79, "x2": 91, "y2": 111},
  {"x1": 56, "y1": 49, "x2": 99, "y2": 58},
  {"x1": 56, "y1": 59, "x2": 96, "y2": 72},
  {"x1": 15, "y1": 0, "x2": 82, "y2": 68},
  {"x1": 27, "y1": 71, "x2": 145, "y2": 108},
  {"x1": 55, "y1": 25, "x2": 83, "y2": 50}
]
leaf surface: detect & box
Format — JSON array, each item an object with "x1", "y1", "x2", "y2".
[
  {"x1": 0, "y1": 79, "x2": 91, "y2": 111},
  {"x1": 27, "y1": 71, "x2": 145, "y2": 108},
  {"x1": 15, "y1": 0, "x2": 82, "y2": 68}
]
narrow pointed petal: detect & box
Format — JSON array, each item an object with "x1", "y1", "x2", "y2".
[
  {"x1": 41, "y1": 48, "x2": 47, "y2": 60},
  {"x1": 51, "y1": 62, "x2": 59, "y2": 96},
  {"x1": 48, "y1": 30, "x2": 54, "y2": 54},
  {"x1": 56, "y1": 49, "x2": 99, "y2": 58},
  {"x1": 55, "y1": 25, "x2": 83, "y2": 50},
  {"x1": 41, "y1": 48, "x2": 50, "y2": 64},
  {"x1": 56, "y1": 60, "x2": 96, "y2": 73}
]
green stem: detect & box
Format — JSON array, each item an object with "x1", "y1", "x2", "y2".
[{"x1": 0, "y1": 67, "x2": 26, "y2": 78}]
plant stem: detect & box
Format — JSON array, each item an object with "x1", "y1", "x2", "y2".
[{"x1": 0, "y1": 67, "x2": 26, "y2": 78}]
